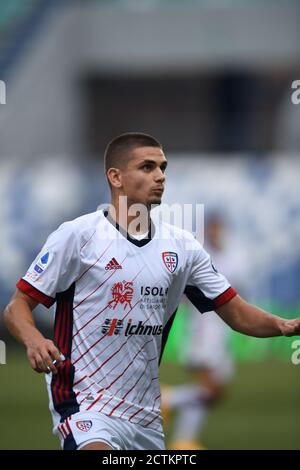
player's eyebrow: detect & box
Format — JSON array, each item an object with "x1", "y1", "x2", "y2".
[{"x1": 139, "y1": 159, "x2": 168, "y2": 169}]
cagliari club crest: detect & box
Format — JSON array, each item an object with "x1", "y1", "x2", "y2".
[
  {"x1": 76, "y1": 420, "x2": 93, "y2": 432},
  {"x1": 108, "y1": 281, "x2": 134, "y2": 310},
  {"x1": 162, "y1": 252, "x2": 178, "y2": 273}
]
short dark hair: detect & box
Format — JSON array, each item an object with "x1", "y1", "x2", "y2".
[{"x1": 104, "y1": 132, "x2": 162, "y2": 174}]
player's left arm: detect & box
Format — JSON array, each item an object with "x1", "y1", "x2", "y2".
[{"x1": 216, "y1": 294, "x2": 300, "y2": 337}]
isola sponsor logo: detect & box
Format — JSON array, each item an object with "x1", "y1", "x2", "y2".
[
  {"x1": 102, "y1": 318, "x2": 162, "y2": 336},
  {"x1": 140, "y1": 286, "x2": 169, "y2": 296}
]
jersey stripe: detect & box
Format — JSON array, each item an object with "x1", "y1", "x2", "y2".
[
  {"x1": 86, "y1": 393, "x2": 103, "y2": 411},
  {"x1": 159, "y1": 308, "x2": 178, "y2": 364},
  {"x1": 214, "y1": 286, "x2": 237, "y2": 307},
  {"x1": 76, "y1": 241, "x2": 113, "y2": 284},
  {"x1": 128, "y1": 407, "x2": 144, "y2": 422},
  {"x1": 51, "y1": 283, "x2": 79, "y2": 421},
  {"x1": 16, "y1": 278, "x2": 55, "y2": 307},
  {"x1": 80, "y1": 229, "x2": 96, "y2": 251},
  {"x1": 74, "y1": 254, "x2": 127, "y2": 310},
  {"x1": 109, "y1": 399, "x2": 125, "y2": 416},
  {"x1": 184, "y1": 285, "x2": 237, "y2": 312},
  {"x1": 73, "y1": 297, "x2": 142, "y2": 367}
]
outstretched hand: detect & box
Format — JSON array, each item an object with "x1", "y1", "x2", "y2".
[{"x1": 280, "y1": 318, "x2": 300, "y2": 337}]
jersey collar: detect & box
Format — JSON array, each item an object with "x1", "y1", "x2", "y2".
[{"x1": 103, "y1": 209, "x2": 155, "y2": 247}]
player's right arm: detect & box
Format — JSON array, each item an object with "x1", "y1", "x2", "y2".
[{"x1": 4, "y1": 289, "x2": 62, "y2": 374}]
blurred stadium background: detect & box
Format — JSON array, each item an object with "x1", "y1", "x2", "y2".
[{"x1": 0, "y1": 0, "x2": 299, "y2": 450}]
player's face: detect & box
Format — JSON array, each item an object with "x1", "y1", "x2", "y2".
[
  {"x1": 121, "y1": 146, "x2": 167, "y2": 207},
  {"x1": 206, "y1": 218, "x2": 224, "y2": 249}
]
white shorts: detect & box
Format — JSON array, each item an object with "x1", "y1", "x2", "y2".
[
  {"x1": 182, "y1": 307, "x2": 234, "y2": 384},
  {"x1": 54, "y1": 410, "x2": 165, "y2": 450}
]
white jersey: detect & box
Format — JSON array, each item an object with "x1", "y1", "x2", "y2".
[{"x1": 17, "y1": 209, "x2": 236, "y2": 432}]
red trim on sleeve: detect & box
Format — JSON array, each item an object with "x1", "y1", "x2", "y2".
[
  {"x1": 214, "y1": 287, "x2": 237, "y2": 308},
  {"x1": 16, "y1": 278, "x2": 55, "y2": 308}
]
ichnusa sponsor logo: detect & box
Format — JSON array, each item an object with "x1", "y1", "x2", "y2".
[{"x1": 102, "y1": 319, "x2": 162, "y2": 336}]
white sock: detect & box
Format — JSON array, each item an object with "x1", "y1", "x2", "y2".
[{"x1": 171, "y1": 400, "x2": 209, "y2": 442}]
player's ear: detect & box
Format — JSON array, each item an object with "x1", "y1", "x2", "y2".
[{"x1": 107, "y1": 168, "x2": 122, "y2": 189}]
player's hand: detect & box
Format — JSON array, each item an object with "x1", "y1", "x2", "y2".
[
  {"x1": 26, "y1": 339, "x2": 63, "y2": 374},
  {"x1": 280, "y1": 318, "x2": 300, "y2": 337}
]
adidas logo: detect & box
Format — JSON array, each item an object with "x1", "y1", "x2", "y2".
[{"x1": 105, "y1": 257, "x2": 122, "y2": 270}]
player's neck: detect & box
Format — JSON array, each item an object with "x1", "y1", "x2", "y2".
[{"x1": 108, "y1": 200, "x2": 151, "y2": 236}]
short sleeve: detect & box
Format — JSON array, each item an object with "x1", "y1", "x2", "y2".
[
  {"x1": 185, "y1": 238, "x2": 237, "y2": 313},
  {"x1": 16, "y1": 221, "x2": 81, "y2": 308}
]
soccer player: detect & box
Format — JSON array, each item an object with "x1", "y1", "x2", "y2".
[
  {"x1": 161, "y1": 213, "x2": 245, "y2": 449},
  {"x1": 4, "y1": 133, "x2": 300, "y2": 450}
]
